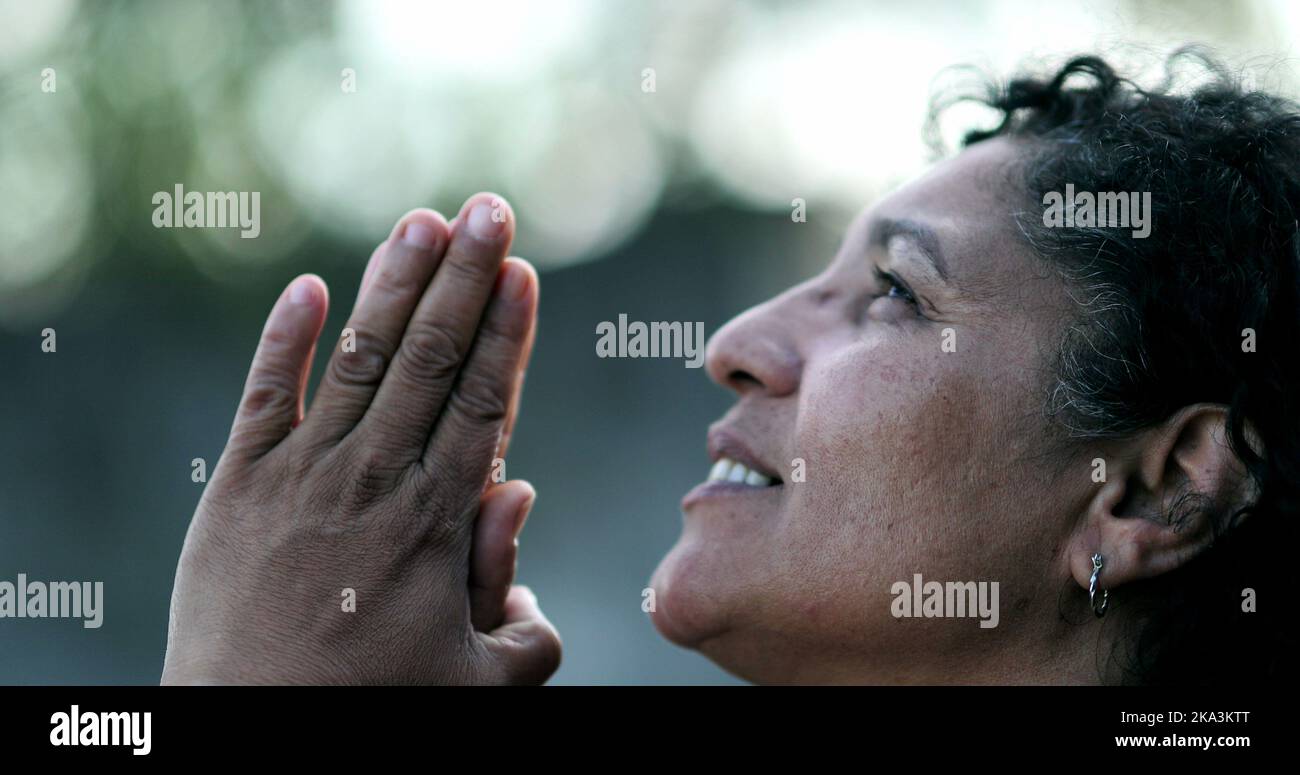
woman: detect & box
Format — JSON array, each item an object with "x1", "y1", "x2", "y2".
[{"x1": 162, "y1": 53, "x2": 1294, "y2": 685}]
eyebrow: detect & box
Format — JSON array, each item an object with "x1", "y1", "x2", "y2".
[{"x1": 867, "y1": 217, "x2": 949, "y2": 281}]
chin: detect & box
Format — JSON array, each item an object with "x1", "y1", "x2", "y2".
[
  {"x1": 652, "y1": 538, "x2": 829, "y2": 684},
  {"x1": 648, "y1": 537, "x2": 733, "y2": 650}
]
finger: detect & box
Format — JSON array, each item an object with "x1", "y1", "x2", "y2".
[
  {"x1": 360, "y1": 193, "x2": 515, "y2": 460},
  {"x1": 478, "y1": 585, "x2": 562, "y2": 685},
  {"x1": 352, "y1": 240, "x2": 388, "y2": 313},
  {"x1": 304, "y1": 209, "x2": 450, "y2": 444},
  {"x1": 227, "y1": 274, "x2": 329, "y2": 461},
  {"x1": 421, "y1": 256, "x2": 536, "y2": 503},
  {"x1": 470, "y1": 480, "x2": 534, "y2": 632},
  {"x1": 496, "y1": 259, "x2": 538, "y2": 461}
]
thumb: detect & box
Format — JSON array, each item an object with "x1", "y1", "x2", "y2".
[
  {"x1": 477, "y1": 585, "x2": 562, "y2": 685},
  {"x1": 470, "y1": 480, "x2": 534, "y2": 632}
]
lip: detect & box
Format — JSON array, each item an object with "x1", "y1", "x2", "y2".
[
  {"x1": 680, "y1": 425, "x2": 783, "y2": 511},
  {"x1": 681, "y1": 477, "x2": 782, "y2": 511},
  {"x1": 706, "y1": 426, "x2": 780, "y2": 480}
]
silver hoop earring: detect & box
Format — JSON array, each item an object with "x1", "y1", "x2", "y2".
[{"x1": 1089, "y1": 553, "x2": 1109, "y2": 618}]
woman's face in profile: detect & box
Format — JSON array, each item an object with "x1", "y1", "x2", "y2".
[{"x1": 650, "y1": 137, "x2": 1097, "y2": 683}]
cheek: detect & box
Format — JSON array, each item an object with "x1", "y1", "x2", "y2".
[
  {"x1": 794, "y1": 337, "x2": 973, "y2": 511},
  {"x1": 779, "y1": 336, "x2": 1037, "y2": 608}
]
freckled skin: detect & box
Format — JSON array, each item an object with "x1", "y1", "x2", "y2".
[{"x1": 650, "y1": 139, "x2": 1102, "y2": 684}]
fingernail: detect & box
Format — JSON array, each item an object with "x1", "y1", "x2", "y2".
[
  {"x1": 468, "y1": 199, "x2": 506, "y2": 239},
  {"x1": 500, "y1": 262, "x2": 529, "y2": 302},
  {"x1": 289, "y1": 276, "x2": 317, "y2": 306},
  {"x1": 402, "y1": 221, "x2": 439, "y2": 250}
]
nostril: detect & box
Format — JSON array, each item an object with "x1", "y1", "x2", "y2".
[{"x1": 729, "y1": 370, "x2": 763, "y2": 391}]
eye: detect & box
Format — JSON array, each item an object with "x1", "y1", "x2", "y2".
[{"x1": 873, "y1": 268, "x2": 918, "y2": 308}]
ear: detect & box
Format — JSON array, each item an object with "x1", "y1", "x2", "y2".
[{"x1": 1067, "y1": 404, "x2": 1251, "y2": 594}]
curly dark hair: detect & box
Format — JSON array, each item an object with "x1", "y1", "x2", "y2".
[{"x1": 936, "y1": 49, "x2": 1298, "y2": 685}]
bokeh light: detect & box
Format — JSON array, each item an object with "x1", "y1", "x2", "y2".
[
  {"x1": 0, "y1": 90, "x2": 91, "y2": 297},
  {"x1": 2, "y1": 0, "x2": 1299, "y2": 319}
]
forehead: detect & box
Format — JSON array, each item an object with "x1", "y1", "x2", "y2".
[{"x1": 851, "y1": 137, "x2": 1033, "y2": 288}]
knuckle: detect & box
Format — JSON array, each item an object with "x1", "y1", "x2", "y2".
[
  {"x1": 343, "y1": 444, "x2": 405, "y2": 507},
  {"x1": 449, "y1": 377, "x2": 510, "y2": 427},
  {"x1": 240, "y1": 379, "x2": 298, "y2": 419},
  {"x1": 226, "y1": 419, "x2": 290, "y2": 460},
  {"x1": 366, "y1": 259, "x2": 421, "y2": 300},
  {"x1": 441, "y1": 253, "x2": 490, "y2": 285},
  {"x1": 405, "y1": 464, "x2": 473, "y2": 537},
  {"x1": 330, "y1": 329, "x2": 391, "y2": 388},
  {"x1": 260, "y1": 324, "x2": 300, "y2": 351},
  {"x1": 398, "y1": 322, "x2": 465, "y2": 381}
]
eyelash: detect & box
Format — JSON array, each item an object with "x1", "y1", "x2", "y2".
[{"x1": 873, "y1": 268, "x2": 919, "y2": 308}]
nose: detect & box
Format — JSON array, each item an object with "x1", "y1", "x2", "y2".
[{"x1": 705, "y1": 282, "x2": 814, "y2": 398}]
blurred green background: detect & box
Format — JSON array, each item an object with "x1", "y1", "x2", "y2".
[{"x1": 1, "y1": 0, "x2": 1297, "y2": 683}]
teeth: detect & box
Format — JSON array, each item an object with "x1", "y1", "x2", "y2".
[{"x1": 707, "y1": 457, "x2": 774, "y2": 487}]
